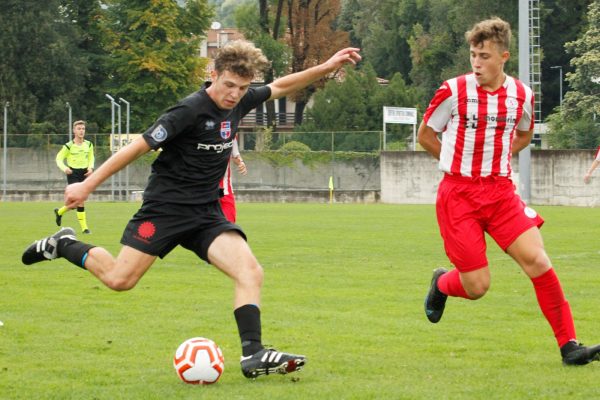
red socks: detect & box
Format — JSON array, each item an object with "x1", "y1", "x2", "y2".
[
  {"x1": 531, "y1": 268, "x2": 576, "y2": 347},
  {"x1": 437, "y1": 269, "x2": 470, "y2": 299}
]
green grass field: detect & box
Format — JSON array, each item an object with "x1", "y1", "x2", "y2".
[{"x1": 2, "y1": 202, "x2": 600, "y2": 399}]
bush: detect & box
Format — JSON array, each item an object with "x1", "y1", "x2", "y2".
[{"x1": 280, "y1": 140, "x2": 311, "y2": 152}]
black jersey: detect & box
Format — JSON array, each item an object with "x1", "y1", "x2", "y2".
[{"x1": 142, "y1": 85, "x2": 271, "y2": 204}]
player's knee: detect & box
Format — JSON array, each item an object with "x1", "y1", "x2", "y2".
[
  {"x1": 240, "y1": 260, "x2": 263, "y2": 287},
  {"x1": 464, "y1": 280, "x2": 490, "y2": 300}
]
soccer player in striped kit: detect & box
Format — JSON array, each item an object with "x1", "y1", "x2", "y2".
[{"x1": 420, "y1": 17, "x2": 600, "y2": 365}]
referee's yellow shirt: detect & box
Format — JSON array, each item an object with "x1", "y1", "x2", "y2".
[{"x1": 56, "y1": 140, "x2": 95, "y2": 172}]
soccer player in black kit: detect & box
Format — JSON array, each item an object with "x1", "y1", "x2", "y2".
[{"x1": 22, "y1": 41, "x2": 361, "y2": 379}]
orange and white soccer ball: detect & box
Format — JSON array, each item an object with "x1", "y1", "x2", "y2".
[{"x1": 173, "y1": 337, "x2": 225, "y2": 384}]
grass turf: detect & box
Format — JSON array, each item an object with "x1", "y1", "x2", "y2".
[{"x1": 1, "y1": 202, "x2": 600, "y2": 399}]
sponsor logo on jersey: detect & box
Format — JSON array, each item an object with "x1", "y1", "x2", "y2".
[
  {"x1": 205, "y1": 120, "x2": 215, "y2": 130},
  {"x1": 220, "y1": 121, "x2": 232, "y2": 139},
  {"x1": 197, "y1": 140, "x2": 234, "y2": 153},
  {"x1": 150, "y1": 124, "x2": 168, "y2": 142}
]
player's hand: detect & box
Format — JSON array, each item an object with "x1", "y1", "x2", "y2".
[
  {"x1": 325, "y1": 48, "x2": 362, "y2": 70},
  {"x1": 65, "y1": 167, "x2": 73, "y2": 175},
  {"x1": 584, "y1": 174, "x2": 592, "y2": 184},
  {"x1": 84, "y1": 168, "x2": 93, "y2": 177},
  {"x1": 234, "y1": 158, "x2": 247, "y2": 175},
  {"x1": 64, "y1": 182, "x2": 90, "y2": 209}
]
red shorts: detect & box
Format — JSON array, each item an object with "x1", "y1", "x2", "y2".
[
  {"x1": 219, "y1": 193, "x2": 237, "y2": 223},
  {"x1": 436, "y1": 174, "x2": 544, "y2": 272}
]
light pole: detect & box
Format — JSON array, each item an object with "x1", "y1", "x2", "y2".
[
  {"x1": 105, "y1": 94, "x2": 116, "y2": 201},
  {"x1": 119, "y1": 97, "x2": 130, "y2": 199},
  {"x1": 2, "y1": 102, "x2": 8, "y2": 199},
  {"x1": 114, "y1": 101, "x2": 122, "y2": 200},
  {"x1": 550, "y1": 65, "x2": 563, "y2": 108},
  {"x1": 65, "y1": 102, "x2": 72, "y2": 141}
]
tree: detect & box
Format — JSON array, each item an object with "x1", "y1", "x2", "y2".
[
  {"x1": 235, "y1": 0, "x2": 289, "y2": 128},
  {"x1": 547, "y1": 0, "x2": 600, "y2": 148},
  {"x1": 284, "y1": 0, "x2": 350, "y2": 124},
  {"x1": 540, "y1": 0, "x2": 591, "y2": 118},
  {"x1": 99, "y1": 0, "x2": 213, "y2": 131},
  {"x1": 293, "y1": 62, "x2": 420, "y2": 151},
  {"x1": 0, "y1": 0, "x2": 91, "y2": 136}
]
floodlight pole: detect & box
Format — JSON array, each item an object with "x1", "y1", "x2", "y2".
[
  {"x1": 119, "y1": 97, "x2": 130, "y2": 200},
  {"x1": 114, "y1": 101, "x2": 122, "y2": 200},
  {"x1": 2, "y1": 102, "x2": 9, "y2": 199},
  {"x1": 65, "y1": 102, "x2": 72, "y2": 141},
  {"x1": 105, "y1": 94, "x2": 116, "y2": 201},
  {"x1": 550, "y1": 66, "x2": 563, "y2": 108}
]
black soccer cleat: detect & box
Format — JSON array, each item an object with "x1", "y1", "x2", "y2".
[
  {"x1": 21, "y1": 227, "x2": 76, "y2": 265},
  {"x1": 240, "y1": 348, "x2": 306, "y2": 378},
  {"x1": 54, "y1": 208, "x2": 62, "y2": 226},
  {"x1": 425, "y1": 267, "x2": 449, "y2": 323},
  {"x1": 82, "y1": 229, "x2": 91, "y2": 234},
  {"x1": 561, "y1": 340, "x2": 600, "y2": 366}
]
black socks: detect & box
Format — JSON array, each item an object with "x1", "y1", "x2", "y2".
[{"x1": 234, "y1": 304, "x2": 264, "y2": 356}]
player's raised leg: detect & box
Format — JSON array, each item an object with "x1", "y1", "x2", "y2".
[
  {"x1": 207, "y1": 230, "x2": 306, "y2": 378},
  {"x1": 22, "y1": 228, "x2": 156, "y2": 291}
]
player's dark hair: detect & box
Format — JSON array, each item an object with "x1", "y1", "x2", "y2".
[
  {"x1": 465, "y1": 17, "x2": 511, "y2": 52},
  {"x1": 213, "y1": 40, "x2": 270, "y2": 79}
]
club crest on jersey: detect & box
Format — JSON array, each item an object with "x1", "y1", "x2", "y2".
[
  {"x1": 506, "y1": 98, "x2": 519, "y2": 110},
  {"x1": 220, "y1": 121, "x2": 232, "y2": 139},
  {"x1": 150, "y1": 124, "x2": 167, "y2": 142}
]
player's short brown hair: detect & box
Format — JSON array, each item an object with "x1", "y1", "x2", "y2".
[
  {"x1": 465, "y1": 17, "x2": 511, "y2": 52},
  {"x1": 213, "y1": 40, "x2": 270, "y2": 79},
  {"x1": 73, "y1": 120, "x2": 86, "y2": 129}
]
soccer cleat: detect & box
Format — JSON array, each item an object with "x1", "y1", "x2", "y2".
[
  {"x1": 54, "y1": 208, "x2": 62, "y2": 226},
  {"x1": 561, "y1": 340, "x2": 600, "y2": 366},
  {"x1": 82, "y1": 229, "x2": 91, "y2": 234},
  {"x1": 424, "y1": 267, "x2": 449, "y2": 323},
  {"x1": 21, "y1": 227, "x2": 76, "y2": 265},
  {"x1": 240, "y1": 348, "x2": 306, "y2": 378}
]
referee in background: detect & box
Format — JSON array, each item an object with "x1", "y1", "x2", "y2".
[{"x1": 54, "y1": 120, "x2": 94, "y2": 234}]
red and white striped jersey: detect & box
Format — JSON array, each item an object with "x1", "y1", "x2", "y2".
[
  {"x1": 423, "y1": 73, "x2": 534, "y2": 177},
  {"x1": 219, "y1": 137, "x2": 240, "y2": 196},
  {"x1": 594, "y1": 146, "x2": 600, "y2": 161}
]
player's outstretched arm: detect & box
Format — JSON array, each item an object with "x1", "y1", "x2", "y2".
[
  {"x1": 64, "y1": 137, "x2": 151, "y2": 208},
  {"x1": 267, "y1": 47, "x2": 361, "y2": 100}
]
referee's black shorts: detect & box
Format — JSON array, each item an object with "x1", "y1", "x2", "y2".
[
  {"x1": 66, "y1": 168, "x2": 88, "y2": 184},
  {"x1": 120, "y1": 199, "x2": 246, "y2": 263}
]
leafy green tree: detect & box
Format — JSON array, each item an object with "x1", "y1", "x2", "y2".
[
  {"x1": 293, "y1": 62, "x2": 419, "y2": 151},
  {"x1": 0, "y1": 0, "x2": 90, "y2": 135},
  {"x1": 540, "y1": 0, "x2": 592, "y2": 118},
  {"x1": 547, "y1": 0, "x2": 600, "y2": 148},
  {"x1": 99, "y1": 0, "x2": 213, "y2": 131}
]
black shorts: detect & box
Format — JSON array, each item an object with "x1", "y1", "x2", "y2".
[
  {"x1": 120, "y1": 200, "x2": 246, "y2": 263},
  {"x1": 67, "y1": 168, "x2": 88, "y2": 184}
]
